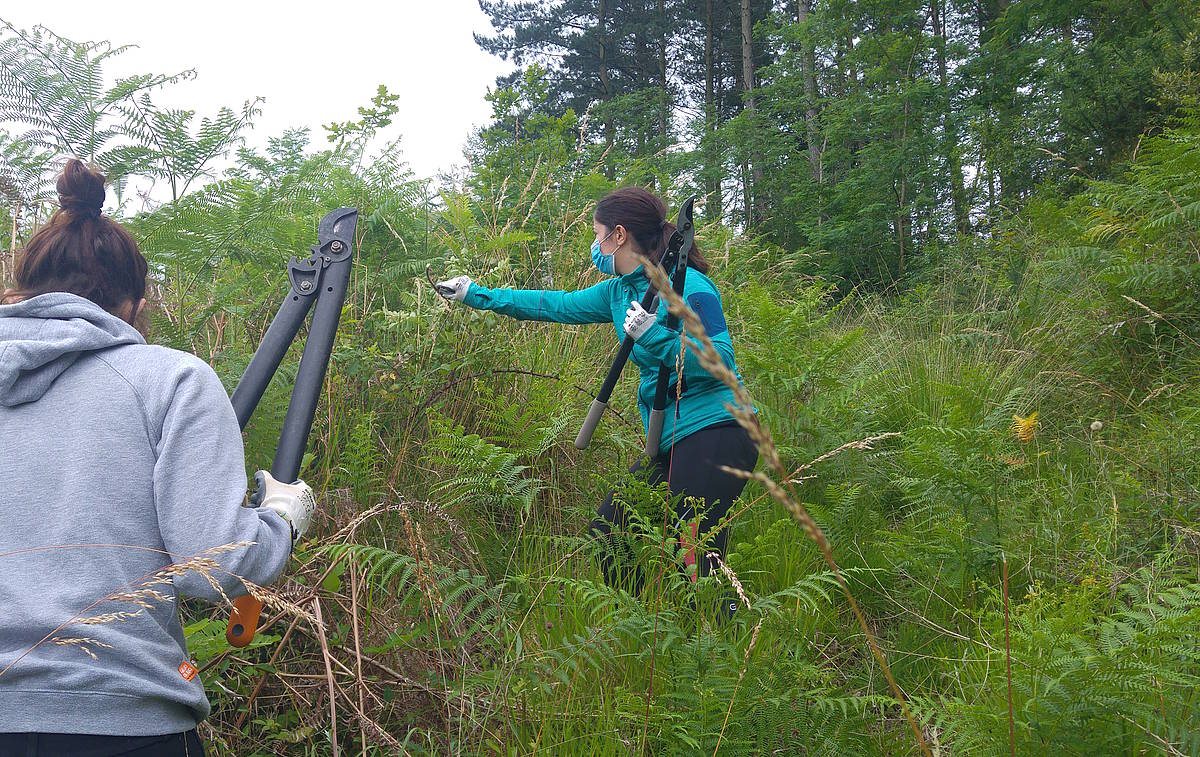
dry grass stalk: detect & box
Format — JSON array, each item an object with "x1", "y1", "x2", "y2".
[
  {"x1": 243, "y1": 580, "x2": 320, "y2": 629},
  {"x1": 1122, "y1": 294, "x2": 1200, "y2": 350},
  {"x1": 636, "y1": 254, "x2": 932, "y2": 757},
  {"x1": 501, "y1": 154, "x2": 544, "y2": 236},
  {"x1": 50, "y1": 636, "x2": 112, "y2": 660},
  {"x1": 323, "y1": 665, "x2": 409, "y2": 754},
  {"x1": 1, "y1": 541, "x2": 317, "y2": 675},
  {"x1": 74, "y1": 611, "x2": 143, "y2": 625},
  {"x1": 313, "y1": 597, "x2": 340, "y2": 757},
  {"x1": 350, "y1": 558, "x2": 368, "y2": 756},
  {"x1": 107, "y1": 588, "x2": 174, "y2": 609},
  {"x1": 788, "y1": 432, "x2": 902, "y2": 482},
  {"x1": 712, "y1": 617, "x2": 764, "y2": 757},
  {"x1": 401, "y1": 508, "x2": 444, "y2": 619},
  {"x1": 707, "y1": 552, "x2": 751, "y2": 609},
  {"x1": 230, "y1": 611, "x2": 307, "y2": 732},
  {"x1": 229, "y1": 496, "x2": 472, "y2": 739}
]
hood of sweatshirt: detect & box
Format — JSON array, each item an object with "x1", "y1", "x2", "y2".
[{"x1": 0, "y1": 292, "x2": 145, "y2": 407}]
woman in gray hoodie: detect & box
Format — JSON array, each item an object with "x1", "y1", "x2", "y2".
[{"x1": 0, "y1": 160, "x2": 314, "y2": 756}]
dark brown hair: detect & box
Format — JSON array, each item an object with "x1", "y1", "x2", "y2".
[
  {"x1": 5, "y1": 159, "x2": 147, "y2": 314},
  {"x1": 594, "y1": 186, "x2": 710, "y2": 274}
]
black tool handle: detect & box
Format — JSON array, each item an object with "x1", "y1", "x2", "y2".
[
  {"x1": 272, "y1": 229, "x2": 354, "y2": 481},
  {"x1": 645, "y1": 198, "x2": 695, "y2": 457},
  {"x1": 231, "y1": 283, "x2": 316, "y2": 430},
  {"x1": 573, "y1": 283, "x2": 661, "y2": 449},
  {"x1": 227, "y1": 207, "x2": 358, "y2": 649}
]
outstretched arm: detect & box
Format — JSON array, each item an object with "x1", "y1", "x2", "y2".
[{"x1": 438, "y1": 275, "x2": 615, "y2": 325}]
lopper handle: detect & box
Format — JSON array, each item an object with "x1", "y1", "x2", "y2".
[
  {"x1": 574, "y1": 399, "x2": 609, "y2": 449},
  {"x1": 225, "y1": 208, "x2": 357, "y2": 649},
  {"x1": 646, "y1": 409, "x2": 665, "y2": 458},
  {"x1": 226, "y1": 595, "x2": 264, "y2": 647}
]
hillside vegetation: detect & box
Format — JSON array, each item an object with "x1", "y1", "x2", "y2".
[{"x1": 1, "y1": 9, "x2": 1199, "y2": 755}]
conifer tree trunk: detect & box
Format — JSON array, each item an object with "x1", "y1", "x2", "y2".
[
  {"x1": 634, "y1": 16, "x2": 648, "y2": 159},
  {"x1": 741, "y1": 158, "x2": 752, "y2": 227},
  {"x1": 704, "y1": 0, "x2": 723, "y2": 222},
  {"x1": 932, "y1": 0, "x2": 969, "y2": 233},
  {"x1": 598, "y1": 0, "x2": 615, "y2": 180},
  {"x1": 798, "y1": 0, "x2": 822, "y2": 185},
  {"x1": 979, "y1": 0, "x2": 1012, "y2": 207},
  {"x1": 740, "y1": 0, "x2": 764, "y2": 225},
  {"x1": 740, "y1": 0, "x2": 756, "y2": 114},
  {"x1": 897, "y1": 97, "x2": 910, "y2": 281},
  {"x1": 657, "y1": 0, "x2": 669, "y2": 141}
]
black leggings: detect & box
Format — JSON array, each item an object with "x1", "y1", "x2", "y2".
[
  {"x1": 0, "y1": 730, "x2": 204, "y2": 757},
  {"x1": 590, "y1": 420, "x2": 758, "y2": 593}
]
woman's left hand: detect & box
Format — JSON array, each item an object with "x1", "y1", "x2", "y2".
[
  {"x1": 623, "y1": 300, "x2": 655, "y2": 340},
  {"x1": 434, "y1": 275, "x2": 472, "y2": 302}
]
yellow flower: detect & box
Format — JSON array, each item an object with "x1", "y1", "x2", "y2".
[{"x1": 1012, "y1": 412, "x2": 1039, "y2": 443}]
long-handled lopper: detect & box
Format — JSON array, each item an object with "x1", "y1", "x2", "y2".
[
  {"x1": 574, "y1": 198, "x2": 694, "y2": 450},
  {"x1": 645, "y1": 197, "x2": 694, "y2": 458},
  {"x1": 224, "y1": 207, "x2": 359, "y2": 647}
]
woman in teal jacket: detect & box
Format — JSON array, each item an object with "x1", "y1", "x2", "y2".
[{"x1": 436, "y1": 187, "x2": 757, "y2": 605}]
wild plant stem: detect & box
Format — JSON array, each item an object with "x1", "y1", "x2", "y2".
[
  {"x1": 1004, "y1": 553, "x2": 1015, "y2": 757},
  {"x1": 313, "y1": 597, "x2": 340, "y2": 757}
]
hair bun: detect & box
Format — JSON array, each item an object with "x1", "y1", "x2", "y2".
[{"x1": 56, "y1": 158, "x2": 106, "y2": 219}]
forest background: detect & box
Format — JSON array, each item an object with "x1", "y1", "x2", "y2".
[{"x1": 1, "y1": 0, "x2": 1199, "y2": 753}]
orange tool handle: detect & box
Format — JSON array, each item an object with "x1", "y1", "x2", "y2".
[{"x1": 226, "y1": 595, "x2": 264, "y2": 647}]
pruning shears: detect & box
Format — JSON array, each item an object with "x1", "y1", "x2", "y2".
[{"x1": 224, "y1": 207, "x2": 358, "y2": 647}]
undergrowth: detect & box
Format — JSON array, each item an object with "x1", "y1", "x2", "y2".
[{"x1": 4, "y1": 78, "x2": 1199, "y2": 755}]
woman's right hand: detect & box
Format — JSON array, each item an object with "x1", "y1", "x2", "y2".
[
  {"x1": 251, "y1": 470, "x2": 317, "y2": 545},
  {"x1": 435, "y1": 275, "x2": 472, "y2": 302}
]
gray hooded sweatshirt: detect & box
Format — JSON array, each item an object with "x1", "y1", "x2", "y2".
[{"x1": 0, "y1": 293, "x2": 293, "y2": 736}]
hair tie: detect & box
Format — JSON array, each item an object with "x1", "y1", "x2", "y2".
[{"x1": 59, "y1": 196, "x2": 102, "y2": 219}]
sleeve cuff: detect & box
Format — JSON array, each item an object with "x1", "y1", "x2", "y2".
[
  {"x1": 635, "y1": 321, "x2": 678, "y2": 348},
  {"x1": 462, "y1": 282, "x2": 483, "y2": 307}
]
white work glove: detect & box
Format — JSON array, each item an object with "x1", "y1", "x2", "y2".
[
  {"x1": 434, "y1": 275, "x2": 472, "y2": 302},
  {"x1": 251, "y1": 470, "x2": 317, "y2": 545},
  {"x1": 623, "y1": 300, "x2": 656, "y2": 340}
]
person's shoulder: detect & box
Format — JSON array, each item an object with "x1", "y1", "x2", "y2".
[
  {"x1": 98, "y1": 343, "x2": 228, "y2": 401},
  {"x1": 104, "y1": 342, "x2": 216, "y2": 375},
  {"x1": 86, "y1": 345, "x2": 231, "y2": 443},
  {"x1": 683, "y1": 268, "x2": 723, "y2": 296}
]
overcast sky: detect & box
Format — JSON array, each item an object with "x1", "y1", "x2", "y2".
[{"x1": 2, "y1": 1, "x2": 512, "y2": 183}]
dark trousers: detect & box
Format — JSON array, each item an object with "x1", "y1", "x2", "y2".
[
  {"x1": 590, "y1": 420, "x2": 758, "y2": 593},
  {"x1": 0, "y1": 730, "x2": 204, "y2": 757}
]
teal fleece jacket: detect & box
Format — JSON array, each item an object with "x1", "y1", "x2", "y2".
[
  {"x1": 0, "y1": 293, "x2": 293, "y2": 736},
  {"x1": 463, "y1": 265, "x2": 750, "y2": 449}
]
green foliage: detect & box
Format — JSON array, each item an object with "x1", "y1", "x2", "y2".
[
  {"x1": 475, "y1": 0, "x2": 1200, "y2": 293},
  {"x1": 5, "y1": 18, "x2": 1200, "y2": 755},
  {"x1": 0, "y1": 20, "x2": 188, "y2": 169},
  {"x1": 424, "y1": 415, "x2": 544, "y2": 520},
  {"x1": 111, "y1": 94, "x2": 261, "y2": 201},
  {"x1": 0, "y1": 19, "x2": 257, "y2": 209}
]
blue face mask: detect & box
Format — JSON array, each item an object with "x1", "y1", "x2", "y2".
[{"x1": 591, "y1": 229, "x2": 617, "y2": 275}]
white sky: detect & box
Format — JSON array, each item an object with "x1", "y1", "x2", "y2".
[{"x1": 2, "y1": 1, "x2": 511, "y2": 186}]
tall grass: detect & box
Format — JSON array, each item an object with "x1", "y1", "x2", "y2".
[{"x1": 3, "y1": 109, "x2": 1198, "y2": 755}]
